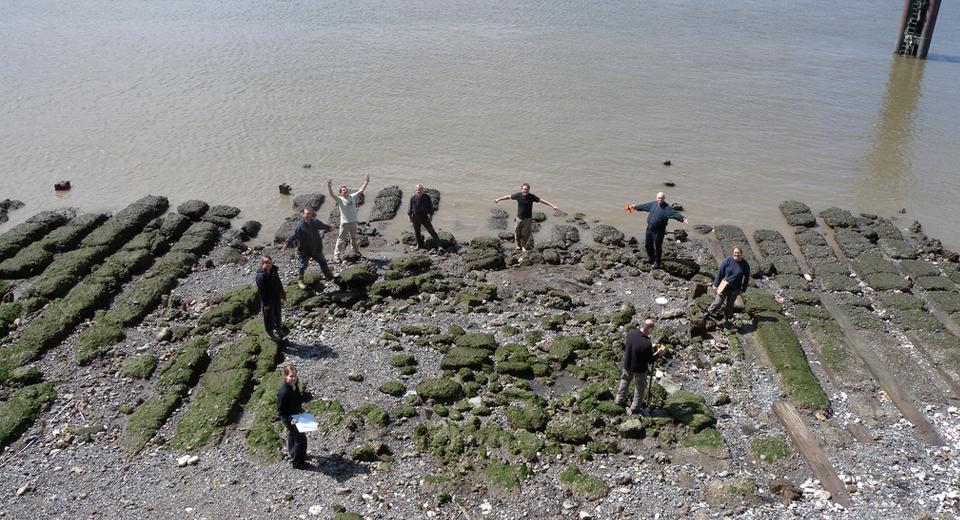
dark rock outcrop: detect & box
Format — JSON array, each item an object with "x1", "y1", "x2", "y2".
[
  {"x1": 368, "y1": 186, "x2": 403, "y2": 222},
  {"x1": 177, "y1": 200, "x2": 209, "y2": 220},
  {"x1": 292, "y1": 193, "x2": 325, "y2": 213}
]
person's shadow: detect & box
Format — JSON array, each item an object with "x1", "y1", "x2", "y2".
[
  {"x1": 280, "y1": 339, "x2": 337, "y2": 360},
  {"x1": 301, "y1": 453, "x2": 370, "y2": 482}
]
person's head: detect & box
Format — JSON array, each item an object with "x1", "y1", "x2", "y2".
[
  {"x1": 521, "y1": 183, "x2": 530, "y2": 195},
  {"x1": 302, "y1": 208, "x2": 313, "y2": 221},
  {"x1": 280, "y1": 363, "x2": 298, "y2": 385},
  {"x1": 732, "y1": 247, "x2": 743, "y2": 261},
  {"x1": 339, "y1": 185, "x2": 349, "y2": 196},
  {"x1": 415, "y1": 184, "x2": 424, "y2": 195},
  {"x1": 261, "y1": 255, "x2": 273, "y2": 270},
  {"x1": 656, "y1": 192, "x2": 666, "y2": 204},
  {"x1": 641, "y1": 318, "x2": 656, "y2": 334}
]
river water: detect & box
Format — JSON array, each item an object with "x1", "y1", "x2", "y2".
[{"x1": 1, "y1": 1, "x2": 959, "y2": 249}]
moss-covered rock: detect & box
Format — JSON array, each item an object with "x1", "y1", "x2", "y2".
[
  {"x1": 244, "y1": 372, "x2": 284, "y2": 459},
  {"x1": 602, "y1": 301, "x2": 635, "y2": 327},
  {"x1": 680, "y1": 427, "x2": 724, "y2": 451},
  {"x1": 545, "y1": 415, "x2": 590, "y2": 445},
  {"x1": 863, "y1": 272, "x2": 912, "y2": 292},
  {"x1": 0, "y1": 383, "x2": 57, "y2": 449},
  {"x1": 74, "y1": 321, "x2": 126, "y2": 365},
  {"x1": 386, "y1": 255, "x2": 432, "y2": 278},
  {"x1": 121, "y1": 354, "x2": 157, "y2": 379},
  {"x1": 440, "y1": 347, "x2": 490, "y2": 371},
  {"x1": 558, "y1": 464, "x2": 608, "y2": 498},
  {"x1": 416, "y1": 378, "x2": 464, "y2": 403},
  {"x1": 359, "y1": 403, "x2": 390, "y2": 428},
  {"x1": 660, "y1": 259, "x2": 701, "y2": 280},
  {"x1": 750, "y1": 434, "x2": 792, "y2": 462},
  {"x1": 195, "y1": 285, "x2": 259, "y2": 333},
  {"x1": 156, "y1": 338, "x2": 210, "y2": 390},
  {"x1": 413, "y1": 420, "x2": 465, "y2": 464},
  {"x1": 505, "y1": 405, "x2": 549, "y2": 432},
  {"x1": 121, "y1": 391, "x2": 182, "y2": 453},
  {"x1": 484, "y1": 461, "x2": 529, "y2": 491},
  {"x1": 455, "y1": 332, "x2": 498, "y2": 351},
  {"x1": 400, "y1": 323, "x2": 441, "y2": 336},
  {"x1": 390, "y1": 354, "x2": 417, "y2": 368},
  {"x1": 915, "y1": 275, "x2": 954, "y2": 291},
  {"x1": 337, "y1": 263, "x2": 379, "y2": 289},
  {"x1": 664, "y1": 390, "x2": 716, "y2": 432},
  {"x1": 379, "y1": 381, "x2": 406, "y2": 397},
  {"x1": 547, "y1": 335, "x2": 587, "y2": 366}
]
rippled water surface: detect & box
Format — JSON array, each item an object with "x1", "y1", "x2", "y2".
[{"x1": 1, "y1": 1, "x2": 959, "y2": 247}]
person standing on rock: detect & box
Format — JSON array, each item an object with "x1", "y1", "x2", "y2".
[
  {"x1": 328, "y1": 175, "x2": 369, "y2": 262},
  {"x1": 615, "y1": 318, "x2": 658, "y2": 415},
  {"x1": 255, "y1": 255, "x2": 286, "y2": 339},
  {"x1": 277, "y1": 363, "x2": 308, "y2": 469},
  {"x1": 494, "y1": 183, "x2": 560, "y2": 251},
  {"x1": 627, "y1": 192, "x2": 689, "y2": 268},
  {"x1": 704, "y1": 247, "x2": 750, "y2": 325},
  {"x1": 282, "y1": 207, "x2": 335, "y2": 288},
  {"x1": 408, "y1": 184, "x2": 443, "y2": 252}
]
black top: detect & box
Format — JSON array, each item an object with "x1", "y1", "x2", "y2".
[
  {"x1": 622, "y1": 328, "x2": 654, "y2": 373},
  {"x1": 255, "y1": 265, "x2": 283, "y2": 304},
  {"x1": 715, "y1": 255, "x2": 751, "y2": 292},
  {"x1": 285, "y1": 218, "x2": 331, "y2": 256},
  {"x1": 276, "y1": 381, "x2": 304, "y2": 428},
  {"x1": 634, "y1": 201, "x2": 685, "y2": 232},
  {"x1": 408, "y1": 193, "x2": 434, "y2": 218},
  {"x1": 511, "y1": 192, "x2": 541, "y2": 219}
]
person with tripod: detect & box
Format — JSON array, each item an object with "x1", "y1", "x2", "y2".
[{"x1": 614, "y1": 318, "x2": 659, "y2": 415}]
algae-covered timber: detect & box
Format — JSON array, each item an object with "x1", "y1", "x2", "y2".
[{"x1": 752, "y1": 312, "x2": 828, "y2": 410}]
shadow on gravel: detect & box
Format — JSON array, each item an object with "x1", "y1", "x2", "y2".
[
  {"x1": 282, "y1": 341, "x2": 337, "y2": 360},
  {"x1": 304, "y1": 453, "x2": 370, "y2": 482}
]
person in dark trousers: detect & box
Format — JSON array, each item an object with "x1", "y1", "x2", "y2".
[
  {"x1": 494, "y1": 183, "x2": 560, "y2": 251},
  {"x1": 255, "y1": 255, "x2": 286, "y2": 339},
  {"x1": 615, "y1": 319, "x2": 657, "y2": 415},
  {"x1": 282, "y1": 207, "x2": 334, "y2": 289},
  {"x1": 705, "y1": 246, "x2": 750, "y2": 324},
  {"x1": 627, "y1": 192, "x2": 689, "y2": 268},
  {"x1": 408, "y1": 184, "x2": 443, "y2": 251},
  {"x1": 277, "y1": 363, "x2": 308, "y2": 469}
]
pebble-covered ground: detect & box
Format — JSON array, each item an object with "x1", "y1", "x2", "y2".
[{"x1": 2, "y1": 198, "x2": 960, "y2": 520}]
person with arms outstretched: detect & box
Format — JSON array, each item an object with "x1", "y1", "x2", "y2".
[
  {"x1": 494, "y1": 182, "x2": 559, "y2": 251},
  {"x1": 626, "y1": 192, "x2": 689, "y2": 268}
]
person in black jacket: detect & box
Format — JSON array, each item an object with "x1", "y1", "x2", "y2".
[
  {"x1": 614, "y1": 319, "x2": 657, "y2": 415},
  {"x1": 705, "y1": 247, "x2": 750, "y2": 324},
  {"x1": 408, "y1": 184, "x2": 443, "y2": 251},
  {"x1": 255, "y1": 255, "x2": 286, "y2": 339},
  {"x1": 281, "y1": 208, "x2": 334, "y2": 288},
  {"x1": 627, "y1": 192, "x2": 689, "y2": 268},
  {"x1": 277, "y1": 363, "x2": 308, "y2": 469}
]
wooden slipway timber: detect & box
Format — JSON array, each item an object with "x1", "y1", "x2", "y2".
[
  {"x1": 772, "y1": 400, "x2": 852, "y2": 508},
  {"x1": 819, "y1": 292, "x2": 945, "y2": 446}
]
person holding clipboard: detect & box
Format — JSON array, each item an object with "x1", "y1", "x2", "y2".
[
  {"x1": 277, "y1": 363, "x2": 309, "y2": 469},
  {"x1": 704, "y1": 247, "x2": 751, "y2": 326}
]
